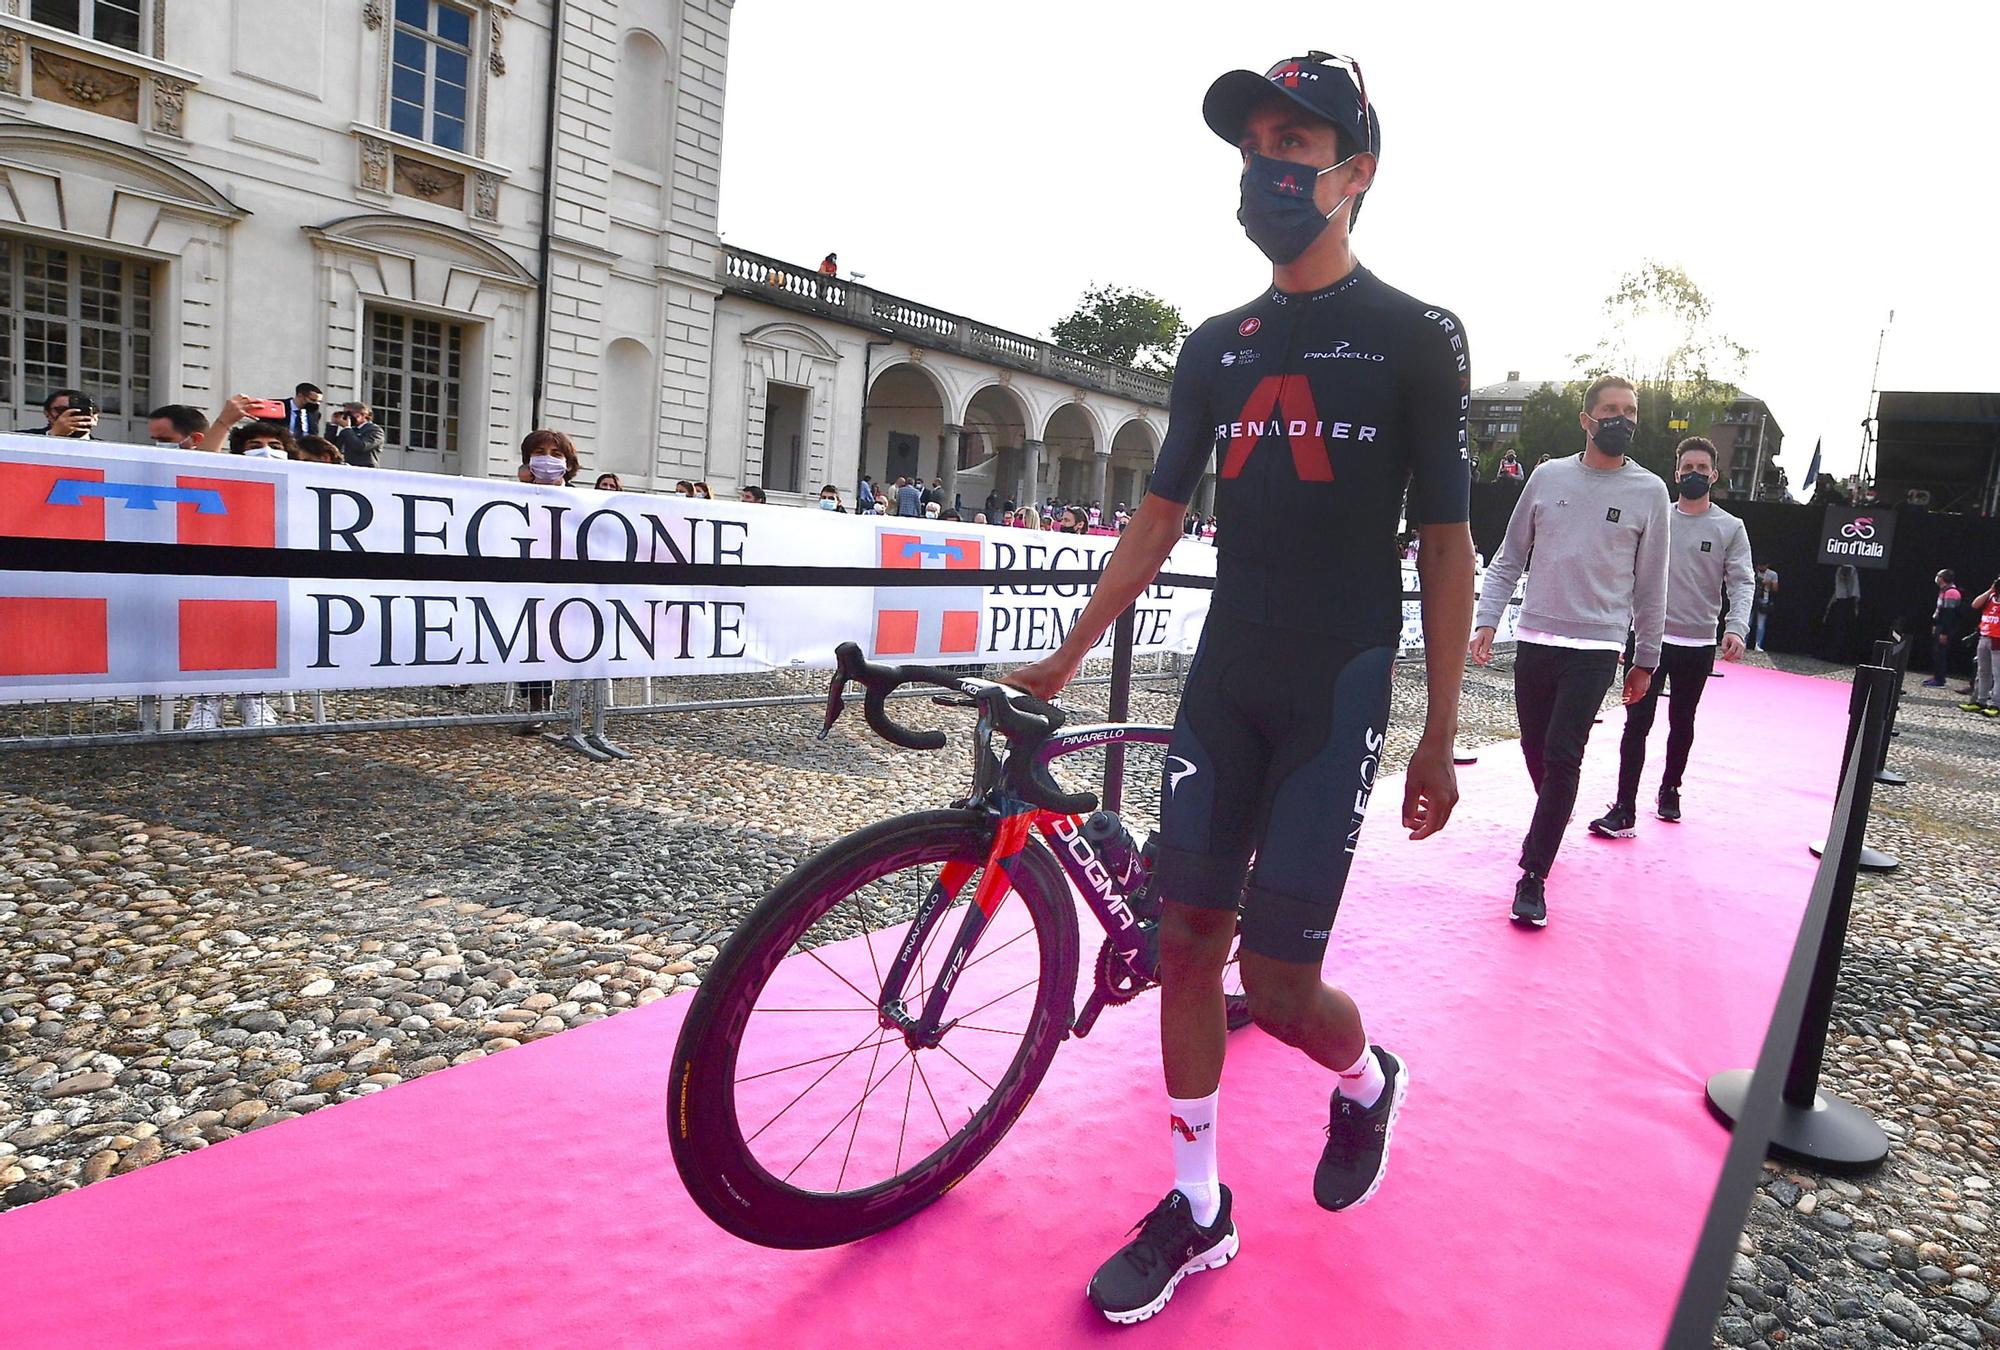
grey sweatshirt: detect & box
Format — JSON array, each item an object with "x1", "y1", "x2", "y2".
[
  {"x1": 1664, "y1": 502, "x2": 1755, "y2": 642},
  {"x1": 1475, "y1": 453, "x2": 1672, "y2": 666}
]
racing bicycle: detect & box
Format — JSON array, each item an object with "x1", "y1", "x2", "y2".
[{"x1": 668, "y1": 642, "x2": 1250, "y2": 1249}]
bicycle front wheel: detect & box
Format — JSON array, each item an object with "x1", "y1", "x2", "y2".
[{"x1": 669, "y1": 809, "x2": 1079, "y2": 1249}]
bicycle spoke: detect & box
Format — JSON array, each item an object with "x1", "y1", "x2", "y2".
[
  {"x1": 836, "y1": 1032, "x2": 892, "y2": 1191},
  {"x1": 894, "y1": 1049, "x2": 917, "y2": 1174},
  {"x1": 934, "y1": 1039, "x2": 997, "y2": 1094},
  {"x1": 946, "y1": 1024, "x2": 1028, "y2": 1037},
  {"x1": 743, "y1": 1020, "x2": 889, "y2": 1147},
  {"x1": 736, "y1": 1032, "x2": 900, "y2": 1085},
  {"x1": 796, "y1": 943, "x2": 885, "y2": 1013},
  {"x1": 945, "y1": 974, "x2": 1040, "y2": 1026},
  {"x1": 911, "y1": 1046, "x2": 952, "y2": 1138},
  {"x1": 948, "y1": 923, "x2": 1034, "y2": 981},
  {"x1": 783, "y1": 1043, "x2": 915, "y2": 1185}
]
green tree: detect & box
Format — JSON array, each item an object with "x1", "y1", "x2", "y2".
[
  {"x1": 1050, "y1": 284, "x2": 1190, "y2": 376},
  {"x1": 1515, "y1": 381, "x2": 1583, "y2": 465},
  {"x1": 1573, "y1": 262, "x2": 1748, "y2": 477}
]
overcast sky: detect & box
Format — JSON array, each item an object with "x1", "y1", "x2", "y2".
[{"x1": 718, "y1": 1, "x2": 1997, "y2": 484}]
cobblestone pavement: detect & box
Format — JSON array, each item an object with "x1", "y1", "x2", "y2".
[{"x1": 2, "y1": 652, "x2": 1992, "y2": 1348}]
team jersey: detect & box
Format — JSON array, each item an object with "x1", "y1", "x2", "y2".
[{"x1": 1149, "y1": 265, "x2": 1470, "y2": 640}]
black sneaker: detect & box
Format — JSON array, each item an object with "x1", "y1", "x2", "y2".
[
  {"x1": 1315, "y1": 1047, "x2": 1410, "y2": 1211},
  {"x1": 1087, "y1": 1186, "x2": 1238, "y2": 1325},
  {"x1": 1589, "y1": 803, "x2": 1637, "y2": 838},
  {"x1": 1657, "y1": 787, "x2": 1682, "y2": 822},
  {"x1": 1511, "y1": 872, "x2": 1547, "y2": 927}
]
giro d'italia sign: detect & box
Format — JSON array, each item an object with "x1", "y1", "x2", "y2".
[{"x1": 1818, "y1": 504, "x2": 1896, "y2": 570}]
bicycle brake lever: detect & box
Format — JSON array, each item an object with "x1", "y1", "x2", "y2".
[{"x1": 818, "y1": 677, "x2": 848, "y2": 741}]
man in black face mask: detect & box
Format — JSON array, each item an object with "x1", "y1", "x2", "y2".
[
  {"x1": 1470, "y1": 376, "x2": 1671, "y2": 927},
  {"x1": 1004, "y1": 50, "x2": 1477, "y2": 1325},
  {"x1": 1588, "y1": 437, "x2": 1752, "y2": 837}
]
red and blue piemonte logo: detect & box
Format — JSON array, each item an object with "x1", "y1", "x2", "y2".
[
  {"x1": 873, "y1": 527, "x2": 983, "y2": 659},
  {"x1": 0, "y1": 451, "x2": 288, "y2": 687}
]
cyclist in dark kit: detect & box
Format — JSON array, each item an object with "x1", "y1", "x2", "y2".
[{"x1": 1006, "y1": 51, "x2": 1476, "y2": 1325}]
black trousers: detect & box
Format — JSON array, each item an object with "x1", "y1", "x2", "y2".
[
  {"x1": 1616, "y1": 641, "x2": 1714, "y2": 807},
  {"x1": 1514, "y1": 642, "x2": 1620, "y2": 876}
]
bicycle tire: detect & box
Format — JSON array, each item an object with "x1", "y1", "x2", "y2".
[{"x1": 669, "y1": 809, "x2": 1080, "y2": 1249}]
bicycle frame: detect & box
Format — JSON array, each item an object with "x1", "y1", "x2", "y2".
[{"x1": 873, "y1": 720, "x2": 1172, "y2": 1049}]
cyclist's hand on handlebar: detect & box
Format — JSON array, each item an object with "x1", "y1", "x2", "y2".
[{"x1": 1002, "y1": 650, "x2": 1082, "y2": 702}]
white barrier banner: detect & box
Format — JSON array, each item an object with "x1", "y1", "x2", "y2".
[{"x1": 0, "y1": 438, "x2": 1217, "y2": 702}]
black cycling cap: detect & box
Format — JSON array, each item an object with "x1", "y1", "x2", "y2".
[{"x1": 1202, "y1": 52, "x2": 1379, "y2": 161}]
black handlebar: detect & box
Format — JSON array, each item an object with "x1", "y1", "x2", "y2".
[{"x1": 821, "y1": 642, "x2": 1098, "y2": 815}]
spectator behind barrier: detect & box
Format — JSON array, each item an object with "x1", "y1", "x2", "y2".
[
  {"x1": 229, "y1": 420, "x2": 298, "y2": 460},
  {"x1": 328, "y1": 403, "x2": 385, "y2": 467},
  {"x1": 23, "y1": 388, "x2": 97, "y2": 438},
  {"x1": 741, "y1": 485, "x2": 767, "y2": 504},
  {"x1": 295, "y1": 435, "x2": 344, "y2": 465},
  {"x1": 674, "y1": 480, "x2": 694, "y2": 496},
  {"x1": 819, "y1": 485, "x2": 847, "y2": 512},
  {"x1": 596, "y1": 473, "x2": 623, "y2": 492},
  {"x1": 147, "y1": 404, "x2": 209, "y2": 450},
  {"x1": 519, "y1": 428, "x2": 580, "y2": 485},
  {"x1": 281, "y1": 383, "x2": 326, "y2": 439},
  {"x1": 693, "y1": 481, "x2": 714, "y2": 500}
]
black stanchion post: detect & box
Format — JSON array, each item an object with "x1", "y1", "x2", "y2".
[
  {"x1": 1872, "y1": 638, "x2": 1907, "y2": 786},
  {"x1": 1103, "y1": 605, "x2": 1136, "y2": 814},
  {"x1": 1707, "y1": 662, "x2": 1895, "y2": 1169}
]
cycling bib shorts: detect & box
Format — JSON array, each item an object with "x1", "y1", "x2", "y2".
[{"x1": 1154, "y1": 612, "x2": 1395, "y2": 964}]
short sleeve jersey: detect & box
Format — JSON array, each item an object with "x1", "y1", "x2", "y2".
[{"x1": 1149, "y1": 266, "x2": 1470, "y2": 641}]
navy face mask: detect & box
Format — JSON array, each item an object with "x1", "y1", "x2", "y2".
[
  {"x1": 1237, "y1": 152, "x2": 1356, "y2": 265},
  {"x1": 1589, "y1": 414, "x2": 1637, "y2": 457},
  {"x1": 1678, "y1": 470, "x2": 1712, "y2": 500}
]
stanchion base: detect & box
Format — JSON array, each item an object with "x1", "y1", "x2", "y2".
[
  {"x1": 1808, "y1": 840, "x2": 1900, "y2": 872},
  {"x1": 1452, "y1": 747, "x2": 1478, "y2": 766},
  {"x1": 1874, "y1": 769, "x2": 1907, "y2": 786},
  {"x1": 1704, "y1": 1069, "x2": 1889, "y2": 1172}
]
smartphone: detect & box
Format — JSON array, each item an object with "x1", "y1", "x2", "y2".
[
  {"x1": 65, "y1": 394, "x2": 97, "y2": 418},
  {"x1": 247, "y1": 398, "x2": 287, "y2": 421}
]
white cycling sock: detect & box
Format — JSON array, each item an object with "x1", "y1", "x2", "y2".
[
  {"x1": 1336, "y1": 1043, "x2": 1385, "y2": 1109},
  {"x1": 1168, "y1": 1090, "x2": 1220, "y2": 1227}
]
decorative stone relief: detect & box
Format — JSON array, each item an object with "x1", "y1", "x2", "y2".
[
  {"x1": 363, "y1": 0, "x2": 385, "y2": 29},
  {"x1": 151, "y1": 75, "x2": 188, "y2": 137},
  {"x1": 0, "y1": 30, "x2": 21, "y2": 96},
  {"x1": 32, "y1": 50, "x2": 140, "y2": 122},
  {"x1": 488, "y1": 8, "x2": 506, "y2": 75},
  {"x1": 394, "y1": 154, "x2": 465, "y2": 209},
  {"x1": 472, "y1": 169, "x2": 500, "y2": 222},
  {"x1": 358, "y1": 132, "x2": 390, "y2": 192}
]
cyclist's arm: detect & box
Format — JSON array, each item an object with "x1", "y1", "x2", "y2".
[
  {"x1": 1026, "y1": 494, "x2": 1185, "y2": 670},
  {"x1": 1401, "y1": 303, "x2": 1476, "y2": 749},
  {"x1": 1005, "y1": 318, "x2": 1219, "y2": 698},
  {"x1": 1415, "y1": 523, "x2": 1475, "y2": 741}
]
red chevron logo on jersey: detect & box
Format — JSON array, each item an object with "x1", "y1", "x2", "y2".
[{"x1": 1219, "y1": 375, "x2": 1335, "y2": 482}]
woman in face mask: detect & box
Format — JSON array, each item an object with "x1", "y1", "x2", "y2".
[
  {"x1": 693, "y1": 481, "x2": 715, "y2": 501},
  {"x1": 818, "y1": 485, "x2": 847, "y2": 513},
  {"x1": 227, "y1": 421, "x2": 298, "y2": 460},
  {"x1": 517, "y1": 429, "x2": 579, "y2": 486},
  {"x1": 595, "y1": 473, "x2": 623, "y2": 492}
]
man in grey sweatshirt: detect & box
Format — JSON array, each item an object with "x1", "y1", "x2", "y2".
[
  {"x1": 1469, "y1": 375, "x2": 1670, "y2": 926},
  {"x1": 1589, "y1": 436, "x2": 1754, "y2": 838}
]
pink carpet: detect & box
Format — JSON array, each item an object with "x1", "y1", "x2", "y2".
[{"x1": 0, "y1": 664, "x2": 1846, "y2": 1348}]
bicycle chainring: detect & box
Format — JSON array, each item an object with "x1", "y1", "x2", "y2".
[{"x1": 1095, "y1": 933, "x2": 1156, "y2": 1005}]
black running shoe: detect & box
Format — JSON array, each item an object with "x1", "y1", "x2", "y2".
[
  {"x1": 1087, "y1": 1186, "x2": 1238, "y2": 1325},
  {"x1": 1511, "y1": 872, "x2": 1547, "y2": 927},
  {"x1": 1657, "y1": 787, "x2": 1681, "y2": 822},
  {"x1": 1315, "y1": 1047, "x2": 1409, "y2": 1211},
  {"x1": 1589, "y1": 803, "x2": 1637, "y2": 838}
]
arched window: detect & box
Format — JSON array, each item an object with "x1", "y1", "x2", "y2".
[{"x1": 613, "y1": 32, "x2": 669, "y2": 173}]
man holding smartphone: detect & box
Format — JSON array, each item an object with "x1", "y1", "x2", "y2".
[{"x1": 22, "y1": 389, "x2": 98, "y2": 438}]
